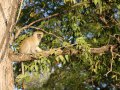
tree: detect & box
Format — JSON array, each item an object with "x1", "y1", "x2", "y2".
[
  {"x1": 0, "y1": 0, "x2": 18, "y2": 89},
  {"x1": 1, "y1": 0, "x2": 120, "y2": 89}
]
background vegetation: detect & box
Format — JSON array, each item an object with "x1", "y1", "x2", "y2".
[{"x1": 13, "y1": 0, "x2": 120, "y2": 89}]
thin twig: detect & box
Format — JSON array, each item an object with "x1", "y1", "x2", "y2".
[
  {"x1": 16, "y1": 0, "x2": 24, "y2": 23},
  {"x1": 15, "y1": 13, "x2": 59, "y2": 39},
  {"x1": 105, "y1": 46, "x2": 114, "y2": 76},
  {"x1": 112, "y1": 71, "x2": 120, "y2": 75},
  {"x1": 30, "y1": 26, "x2": 64, "y2": 41}
]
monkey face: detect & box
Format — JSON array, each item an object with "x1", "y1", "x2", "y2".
[
  {"x1": 33, "y1": 31, "x2": 44, "y2": 39},
  {"x1": 37, "y1": 34, "x2": 42, "y2": 39}
]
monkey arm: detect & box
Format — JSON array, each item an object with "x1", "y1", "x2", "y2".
[{"x1": 35, "y1": 47, "x2": 42, "y2": 52}]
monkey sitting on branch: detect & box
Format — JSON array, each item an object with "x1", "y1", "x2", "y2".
[{"x1": 19, "y1": 31, "x2": 44, "y2": 54}]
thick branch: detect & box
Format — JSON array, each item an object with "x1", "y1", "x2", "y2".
[
  {"x1": 90, "y1": 45, "x2": 111, "y2": 54},
  {"x1": 9, "y1": 45, "x2": 117, "y2": 62}
]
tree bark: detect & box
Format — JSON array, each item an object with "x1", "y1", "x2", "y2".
[{"x1": 0, "y1": 0, "x2": 17, "y2": 90}]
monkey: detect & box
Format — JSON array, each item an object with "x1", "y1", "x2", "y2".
[
  {"x1": 19, "y1": 31, "x2": 44, "y2": 54},
  {"x1": 19, "y1": 31, "x2": 44, "y2": 90}
]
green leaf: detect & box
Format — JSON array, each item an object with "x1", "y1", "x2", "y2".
[
  {"x1": 94, "y1": 0, "x2": 98, "y2": 5},
  {"x1": 34, "y1": 65, "x2": 38, "y2": 72},
  {"x1": 65, "y1": 55, "x2": 69, "y2": 62},
  {"x1": 59, "y1": 55, "x2": 65, "y2": 62}
]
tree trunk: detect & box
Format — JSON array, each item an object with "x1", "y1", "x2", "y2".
[
  {"x1": 0, "y1": 58, "x2": 14, "y2": 90},
  {"x1": 0, "y1": 0, "x2": 17, "y2": 90}
]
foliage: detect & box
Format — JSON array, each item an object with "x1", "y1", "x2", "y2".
[{"x1": 13, "y1": 0, "x2": 120, "y2": 89}]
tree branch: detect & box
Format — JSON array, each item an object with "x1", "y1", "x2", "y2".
[
  {"x1": 9, "y1": 44, "x2": 117, "y2": 62},
  {"x1": 14, "y1": 1, "x2": 90, "y2": 39},
  {"x1": 15, "y1": 13, "x2": 59, "y2": 39},
  {"x1": 30, "y1": 26, "x2": 64, "y2": 41}
]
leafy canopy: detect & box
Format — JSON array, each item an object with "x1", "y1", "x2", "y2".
[{"x1": 13, "y1": 0, "x2": 120, "y2": 89}]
